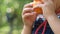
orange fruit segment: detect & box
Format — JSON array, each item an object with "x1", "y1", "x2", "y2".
[
  {"x1": 33, "y1": 7, "x2": 43, "y2": 14},
  {"x1": 33, "y1": 0, "x2": 43, "y2": 14}
]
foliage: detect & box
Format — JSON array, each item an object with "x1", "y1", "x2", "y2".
[{"x1": 0, "y1": 0, "x2": 32, "y2": 34}]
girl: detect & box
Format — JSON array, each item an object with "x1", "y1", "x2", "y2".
[{"x1": 21, "y1": 0, "x2": 60, "y2": 34}]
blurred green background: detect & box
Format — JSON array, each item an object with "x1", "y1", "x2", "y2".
[{"x1": 0, "y1": 0, "x2": 32, "y2": 34}]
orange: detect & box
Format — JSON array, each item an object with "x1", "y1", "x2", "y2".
[
  {"x1": 33, "y1": 7, "x2": 43, "y2": 14},
  {"x1": 33, "y1": 0, "x2": 44, "y2": 14}
]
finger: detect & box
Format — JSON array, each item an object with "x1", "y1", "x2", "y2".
[
  {"x1": 22, "y1": 8, "x2": 33, "y2": 15},
  {"x1": 44, "y1": 0, "x2": 53, "y2": 4},
  {"x1": 24, "y1": 2, "x2": 33, "y2": 8},
  {"x1": 48, "y1": 0, "x2": 54, "y2": 4},
  {"x1": 32, "y1": 12, "x2": 37, "y2": 21},
  {"x1": 42, "y1": 0, "x2": 53, "y2": 4},
  {"x1": 33, "y1": 4, "x2": 44, "y2": 8},
  {"x1": 42, "y1": 0, "x2": 48, "y2": 2},
  {"x1": 22, "y1": 12, "x2": 37, "y2": 19}
]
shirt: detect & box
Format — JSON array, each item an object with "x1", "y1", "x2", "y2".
[{"x1": 32, "y1": 9, "x2": 60, "y2": 34}]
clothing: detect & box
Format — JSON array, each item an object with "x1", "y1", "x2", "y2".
[
  {"x1": 32, "y1": 9, "x2": 60, "y2": 34},
  {"x1": 6, "y1": 11, "x2": 17, "y2": 34},
  {"x1": 6, "y1": 13, "x2": 17, "y2": 22}
]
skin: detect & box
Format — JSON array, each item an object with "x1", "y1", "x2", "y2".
[{"x1": 21, "y1": 0, "x2": 60, "y2": 34}]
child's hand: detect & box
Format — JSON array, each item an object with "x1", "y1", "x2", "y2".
[
  {"x1": 22, "y1": 2, "x2": 37, "y2": 27},
  {"x1": 42, "y1": 0, "x2": 55, "y2": 18}
]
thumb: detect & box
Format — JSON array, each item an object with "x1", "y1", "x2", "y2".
[
  {"x1": 32, "y1": 12, "x2": 37, "y2": 19},
  {"x1": 32, "y1": 12, "x2": 37, "y2": 16}
]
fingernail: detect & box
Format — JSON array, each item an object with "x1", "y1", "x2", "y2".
[{"x1": 32, "y1": 12, "x2": 36, "y2": 14}]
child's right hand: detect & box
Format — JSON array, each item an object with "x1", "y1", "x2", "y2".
[{"x1": 22, "y1": 2, "x2": 37, "y2": 28}]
